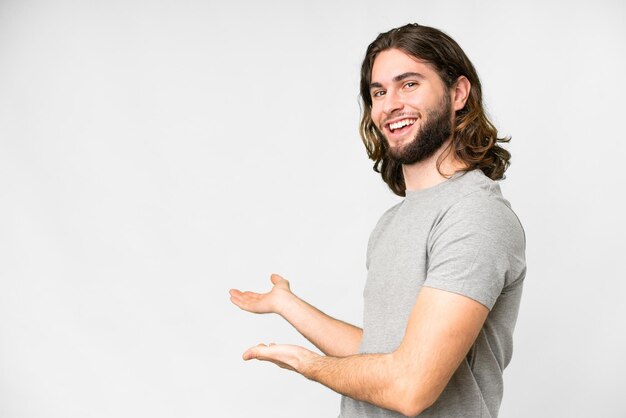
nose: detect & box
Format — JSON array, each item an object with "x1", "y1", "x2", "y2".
[{"x1": 382, "y1": 89, "x2": 403, "y2": 116}]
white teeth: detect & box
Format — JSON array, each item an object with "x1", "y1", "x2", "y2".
[{"x1": 389, "y1": 119, "x2": 416, "y2": 131}]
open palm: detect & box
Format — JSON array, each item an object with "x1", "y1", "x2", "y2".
[{"x1": 229, "y1": 274, "x2": 291, "y2": 314}]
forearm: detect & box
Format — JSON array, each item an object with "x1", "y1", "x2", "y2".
[
  {"x1": 240, "y1": 285, "x2": 486, "y2": 417},
  {"x1": 278, "y1": 293, "x2": 362, "y2": 357},
  {"x1": 242, "y1": 343, "x2": 431, "y2": 416},
  {"x1": 299, "y1": 287, "x2": 488, "y2": 416},
  {"x1": 301, "y1": 352, "x2": 425, "y2": 417}
]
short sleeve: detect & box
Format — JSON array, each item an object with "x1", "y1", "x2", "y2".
[{"x1": 423, "y1": 191, "x2": 526, "y2": 310}]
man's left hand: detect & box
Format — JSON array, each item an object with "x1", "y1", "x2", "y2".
[{"x1": 242, "y1": 343, "x2": 319, "y2": 373}]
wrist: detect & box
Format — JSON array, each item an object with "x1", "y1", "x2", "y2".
[
  {"x1": 296, "y1": 348, "x2": 321, "y2": 377},
  {"x1": 274, "y1": 290, "x2": 299, "y2": 318}
]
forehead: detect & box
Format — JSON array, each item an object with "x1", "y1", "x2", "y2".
[{"x1": 371, "y1": 48, "x2": 438, "y2": 83}]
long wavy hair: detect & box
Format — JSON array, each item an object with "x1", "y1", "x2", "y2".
[{"x1": 360, "y1": 23, "x2": 511, "y2": 196}]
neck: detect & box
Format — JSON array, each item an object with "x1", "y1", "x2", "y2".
[{"x1": 402, "y1": 140, "x2": 466, "y2": 191}]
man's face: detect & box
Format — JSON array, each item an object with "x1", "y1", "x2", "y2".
[{"x1": 369, "y1": 48, "x2": 453, "y2": 164}]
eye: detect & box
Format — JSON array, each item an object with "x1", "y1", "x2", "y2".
[
  {"x1": 372, "y1": 90, "x2": 386, "y2": 98},
  {"x1": 404, "y1": 81, "x2": 418, "y2": 89}
]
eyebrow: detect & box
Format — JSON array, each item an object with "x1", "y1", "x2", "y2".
[{"x1": 370, "y1": 72, "x2": 425, "y2": 90}]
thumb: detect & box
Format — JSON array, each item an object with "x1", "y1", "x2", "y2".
[{"x1": 270, "y1": 274, "x2": 286, "y2": 286}]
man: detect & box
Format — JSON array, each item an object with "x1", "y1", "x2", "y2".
[{"x1": 229, "y1": 23, "x2": 526, "y2": 418}]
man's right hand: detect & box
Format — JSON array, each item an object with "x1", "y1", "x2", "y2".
[
  {"x1": 229, "y1": 274, "x2": 293, "y2": 315},
  {"x1": 229, "y1": 273, "x2": 363, "y2": 357}
]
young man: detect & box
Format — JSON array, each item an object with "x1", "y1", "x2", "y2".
[{"x1": 229, "y1": 23, "x2": 526, "y2": 418}]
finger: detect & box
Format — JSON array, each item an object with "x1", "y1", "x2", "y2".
[
  {"x1": 243, "y1": 343, "x2": 268, "y2": 360},
  {"x1": 230, "y1": 291, "x2": 260, "y2": 305},
  {"x1": 231, "y1": 289, "x2": 256, "y2": 304},
  {"x1": 230, "y1": 295, "x2": 246, "y2": 309},
  {"x1": 230, "y1": 289, "x2": 262, "y2": 299}
]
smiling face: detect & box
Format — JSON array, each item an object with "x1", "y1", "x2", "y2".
[{"x1": 369, "y1": 48, "x2": 453, "y2": 165}]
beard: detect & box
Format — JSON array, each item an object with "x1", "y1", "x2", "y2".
[{"x1": 385, "y1": 93, "x2": 453, "y2": 165}]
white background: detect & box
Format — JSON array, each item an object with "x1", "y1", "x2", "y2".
[{"x1": 1, "y1": 0, "x2": 625, "y2": 417}]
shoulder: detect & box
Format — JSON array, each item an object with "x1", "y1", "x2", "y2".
[
  {"x1": 440, "y1": 170, "x2": 525, "y2": 242},
  {"x1": 429, "y1": 171, "x2": 526, "y2": 280}
]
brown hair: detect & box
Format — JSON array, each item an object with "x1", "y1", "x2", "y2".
[{"x1": 360, "y1": 23, "x2": 511, "y2": 196}]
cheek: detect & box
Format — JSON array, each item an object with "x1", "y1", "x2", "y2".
[{"x1": 370, "y1": 105, "x2": 383, "y2": 128}]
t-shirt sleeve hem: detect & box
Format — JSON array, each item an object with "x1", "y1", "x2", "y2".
[{"x1": 421, "y1": 281, "x2": 497, "y2": 310}]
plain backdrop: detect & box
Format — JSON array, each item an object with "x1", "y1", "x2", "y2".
[{"x1": 1, "y1": 0, "x2": 625, "y2": 417}]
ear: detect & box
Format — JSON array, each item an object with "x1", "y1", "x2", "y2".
[{"x1": 452, "y1": 76, "x2": 471, "y2": 111}]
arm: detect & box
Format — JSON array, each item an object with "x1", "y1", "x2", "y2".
[
  {"x1": 230, "y1": 274, "x2": 362, "y2": 357},
  {"x1": 244, "y1": 286, "x2": 488, "y2": 417}
]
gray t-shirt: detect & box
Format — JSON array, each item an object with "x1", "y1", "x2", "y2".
[{"x1": 339, "y1": 170, "x2": 526, "y2": 418}]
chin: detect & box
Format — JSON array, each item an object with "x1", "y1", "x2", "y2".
[{"x1": 389, "y1": 138, "x2": 417, "y2": 156}]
